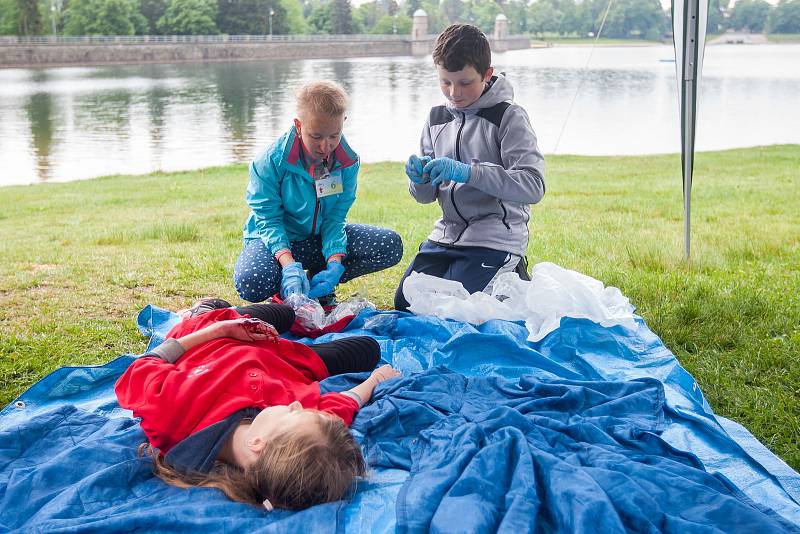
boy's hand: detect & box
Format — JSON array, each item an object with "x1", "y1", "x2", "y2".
[
  {"x1": 423, "y1": 157, "x2": 471, "y2": 187},
  {"x1": 405, "y1": 155, "x2": 432, "y2": 184},
  {"x1": 369, "y1": 364, "x2": 402, "y2": 385}
]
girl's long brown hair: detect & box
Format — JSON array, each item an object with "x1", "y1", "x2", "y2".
[{"x1": 141, "y1": 415, "x2": 366, "y2": 510}]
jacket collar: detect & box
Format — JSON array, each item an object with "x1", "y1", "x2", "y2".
[
  {"x1": 163, "y1": 407, "x2": 259, "y2": 474},
  {"x1": 278, "y1": 126, "x2": 358, "y2": 176},
  {"x1": 445, "y1": 74, "x2": 514, "y2": 115}
]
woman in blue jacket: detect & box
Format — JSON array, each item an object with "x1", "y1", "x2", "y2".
[{"x1": 234, "y1": 81, "x2": 403, "y2": 304}]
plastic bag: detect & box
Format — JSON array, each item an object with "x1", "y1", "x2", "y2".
[
  {"x1": 403, "y1": 272, "x2": 523, "y2": 324},
  {"x1": 284, "y1": 293, "x2": 376, "y2": 331},
  {"x1": 402, "y1": 262, "x2": 637, "y2": 341},
  {"x1": 522, "y1": 262, "x2": 636, "y2": 341}
]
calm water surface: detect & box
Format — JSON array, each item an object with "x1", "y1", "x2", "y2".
[{"x1": 1, "y1": 44, "x2": 799, "y2": 186}]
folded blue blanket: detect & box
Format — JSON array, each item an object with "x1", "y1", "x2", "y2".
[{"x1": 1, "y1": 308, "x2": 798, "y2": 532}]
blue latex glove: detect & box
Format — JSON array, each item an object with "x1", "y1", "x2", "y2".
[
  {"x1": 405, "y1": 154, "x2": 432, "y2": 184},
  {"x1": 280, "y1": 261, "x2": 310, "y2": 298},
  {"x1": 308, "y1": 261, "x2": 346, "y2": 299},
  {"x1": 422, "y1": 157, "x2": 472, "y2": 187}
]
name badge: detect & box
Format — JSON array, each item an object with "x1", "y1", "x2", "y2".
[{"x1": 315, "y1": 174, "x2": 343, "y2": 198}]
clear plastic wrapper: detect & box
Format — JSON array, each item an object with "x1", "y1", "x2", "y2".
[{"x1": 283, "y1": 293, "x2": 376, "y2": 331}]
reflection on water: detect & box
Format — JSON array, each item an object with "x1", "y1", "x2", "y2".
[{"x1": 1, "y1": 44, "x2": 799, "y2": 186}]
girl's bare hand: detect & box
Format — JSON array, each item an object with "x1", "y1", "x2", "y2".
[
  {"x1": 216, "y1": 318, "x2": 279, "y2": 343},
  {"x1": 369, "y1": 364, "x2": 401, "y2": 384}
]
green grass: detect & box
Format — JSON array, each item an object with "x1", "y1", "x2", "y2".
[
  {"x1": 1, "y1": 146, "x2": 799, "y2": 470},
  {"x1": 767, "y1": 33, "x2": 800, "y2": 43},
  {"x1": 530, "y1": 36, "x2": 663, "y2": 46}
]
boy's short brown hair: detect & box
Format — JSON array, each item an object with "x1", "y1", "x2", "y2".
[
  {"x1": 432, "y1": 24, "x2": 491, "y2": 76},
  {"x1": 296, "y1": 81, "x2": 348, "y2": 118}
]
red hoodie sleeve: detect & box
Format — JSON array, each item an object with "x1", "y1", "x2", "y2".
[
  {"x1": 114, "y1": 356, "x2": 175, "y2": 412},
  {"x1": 318, "y1": 392, "x2": 360, "y2": 426}
]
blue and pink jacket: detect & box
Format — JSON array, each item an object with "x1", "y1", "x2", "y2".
[{"x1": 242, "y1": 127, "x2": 360, "y2": 260}]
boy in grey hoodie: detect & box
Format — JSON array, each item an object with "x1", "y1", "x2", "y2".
[{"x1": 394, "y1": 23, "x2": 546, "y2": 311}]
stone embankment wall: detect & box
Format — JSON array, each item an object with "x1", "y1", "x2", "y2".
[
  {"x1": 0, "y1": 36, "x2": 530, "y2": 68},
  {"x1": 0, "y1": 40, "x2": 415, "y2": 68}
]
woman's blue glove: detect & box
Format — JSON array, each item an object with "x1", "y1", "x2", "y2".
[
  {"x1": 422, "y1": 157, "x2": 472, "y2": 187},
  {"x1": 280, "y1": 261, "x2": 310, "y2": 298},
  {"x1": 308, "y1": 262, "x2": 346, "y2": 299},
  {"x1": 405, "y1": 154, "x2": 433, "y2": 184}
]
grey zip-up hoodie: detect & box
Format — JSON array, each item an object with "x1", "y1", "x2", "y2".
[{"x1": 410, "y1": 74, "x2": 545, "y2": 257}]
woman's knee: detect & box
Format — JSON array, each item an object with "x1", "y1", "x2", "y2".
[
  {"x1": 362, "y1": 228, "x2": 403, "y2": 269},
  {"x1": 233, "y1": 269, "x2": 277, "y2": 303},
  {"x1": 382, "y1": 230, "x2": 404, "y2": 268}
]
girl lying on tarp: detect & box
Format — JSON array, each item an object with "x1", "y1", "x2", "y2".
[{"x1": 114, "y1": 299, "x2": 399, "y2": 511}]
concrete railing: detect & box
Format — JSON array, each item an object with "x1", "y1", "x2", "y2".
[
  {"x1": 0, "y1": 34, "x2": 411, "y2": 46},
  {"x1": 0, "y1": 34, "x2": 530, "y2": 67}
]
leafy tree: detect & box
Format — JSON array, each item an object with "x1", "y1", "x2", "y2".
[
  {"x1": 0, "y1": 0, "x2": 20, "y2": 34},
  {"x1": 307, "y1": 0, "x2": 331, "y2": 32},
  {"x1": 157, "y1": 0, "x2": 218, "y2": 33},
  {"x1": 729, "y1": 0, "x2": 770, "y2": 32},
  {"x1": 504, "y1": 0, "x2": 530, "y2": 33},
  {"x1": 440, "y1": 0, "x2": 463, "y2": 23},
  {"x1": 769, "y1": 0, "x2": 800, "y2": 33},
  {"x1": 354, "y1": 0, "x2": 384, "y2": 30},
  {"x1": 404, "y1": 0, "x2": 420, "y2": 16},
  {"x1": 329, "y1": 0, "x2": 353, "y2": 32},
  {"x1": 63, "y1": 0, "x2": 144, "y2": 35},
  {"x1": 707, "y1": 0, "x2": 726, "y2": 34},
  {"x1": 529, "y1": 0, "x2": 563, "y2": 36},
  {"x1": 16, "y1": 0, "x2": 42, "y2": 34},
  {"x1": 217, "y1": 0, "x2": 287, "y2": 34},
  {"x1": 559, "y1": 0, "x2": 593, "y2": 36},
  {"x1": 601, "y1": 0, "x2": 665, "y2": 39},
  {"x1": 371, "y1": 12, "x2": 410, "y2": 32},
  {"x1": 420, "y1": 0, "x2": 446, "y2": 32},
  {"x1": 280, "y1": 0, "x2": 308, "y2": 33},
  {"x1": 139, "y1": 0, "x2": 167, "y2": 33},
  {"x1": 464, "y1": 0, "x2": 501, "y2": 33}
]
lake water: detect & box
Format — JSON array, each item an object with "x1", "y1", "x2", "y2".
[{"x1": 1, "y1": 44, "x2": 798, "y2": 186}]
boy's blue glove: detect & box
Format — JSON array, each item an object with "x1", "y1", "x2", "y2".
[
  {"x1": 423, "y1": 157, "x2": 472, "y2": 187},
  {"x1": 405, "y1": 154, "x2": 432, "y2": 184},
  {"x1": 308, "y1": 262, "x2": 346, "y2": 299},
  {"x1": 280, "y1": 261, "x2": 310, "y2": 298}
]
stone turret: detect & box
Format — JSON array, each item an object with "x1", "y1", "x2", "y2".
[
  {"x1": 411, "y1": 9, "x2": 429, "y2": 55},
  {"x1": 412, "y1": 9, "x2": 428, "y2": 40},
  {"x1": 493, "y1": 13, "x2": 508, "y2": 40}
]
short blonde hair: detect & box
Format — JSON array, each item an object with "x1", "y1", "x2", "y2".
[{"x1": 296, "y1": 81, "x2": 348, "y2": 118}]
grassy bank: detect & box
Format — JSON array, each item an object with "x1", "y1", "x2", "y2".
[
  {"x1": 1, "y1": 146, "x2": 799, "y2": 470},
  {"x1": 767, "y1": 33, "x2": 800, "y2": 43},
  {"x1": 531, "y1": 36, "x2": 663, "y2": 46}
]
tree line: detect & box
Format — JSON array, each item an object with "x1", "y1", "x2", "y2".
[{"x1": 2, "y1": 0, "x2": 799, "y2": 38}]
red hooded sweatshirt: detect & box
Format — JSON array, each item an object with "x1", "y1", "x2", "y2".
[{"x1": 115, "y1": 308, "x2": 358, "y2": 453}]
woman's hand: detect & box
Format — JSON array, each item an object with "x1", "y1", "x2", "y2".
[{"x1": 215, "y1": 318, "x2": 279, "y2": 343}]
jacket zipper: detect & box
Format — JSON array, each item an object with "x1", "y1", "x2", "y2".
[
  {"x1": 451, "y1": 112, "x2": 469, "y2": 243},
  {"x1": 311, "y1": 197, "x2": 320, "y2": 235},
  {"x1": 499, "y1": 200, "x2": 511, "y2": 230}
]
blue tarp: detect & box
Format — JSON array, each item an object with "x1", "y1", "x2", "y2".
[{"x1": 1, "y1": 307, "x2": 799, "y2": 532}]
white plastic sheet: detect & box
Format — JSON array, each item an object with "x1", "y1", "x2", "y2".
[{"x1": 403, "y1": 262, "x2": 637, "y2": 341}]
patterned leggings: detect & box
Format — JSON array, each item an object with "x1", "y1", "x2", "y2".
[{"x1": 234, "y1": 223, "x2": 403, "y2": 303}]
